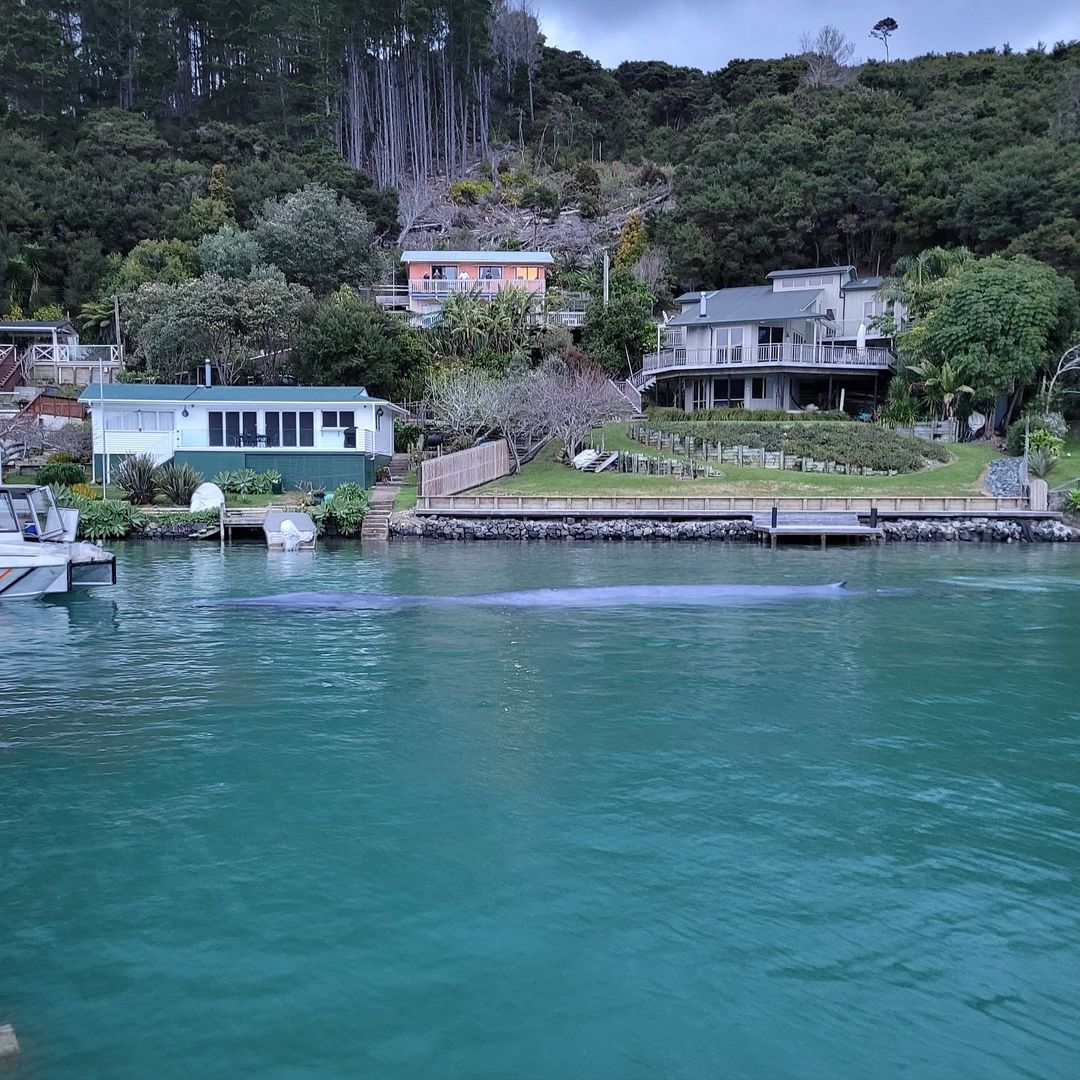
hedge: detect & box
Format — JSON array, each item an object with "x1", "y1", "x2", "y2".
[
  {"x1": 643, "y1": 420, "x2": 951, "y2": 473},
  {"x1": 644, "y1": 406, "x2": 850, "y2": 422}
]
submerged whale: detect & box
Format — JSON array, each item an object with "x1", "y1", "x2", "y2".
[{"x1": 207, "y1": 581, "x2": 858, "y2": 610}]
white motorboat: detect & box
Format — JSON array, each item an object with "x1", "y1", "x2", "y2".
[
  {"x1": 0, "y1": 484, "x2": 117, "y2": 594},
  {"x1": 0, "y1": 541, "x2": 72, "y2": 599}
]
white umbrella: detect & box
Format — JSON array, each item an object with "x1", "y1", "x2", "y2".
[{"x1": 856, "y1": 322, "x2": 867, "y2": 352}]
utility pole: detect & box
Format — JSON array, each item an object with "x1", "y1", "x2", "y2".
[{"x1": 602, "y1": 250, "x2": 610, "y2": 307}]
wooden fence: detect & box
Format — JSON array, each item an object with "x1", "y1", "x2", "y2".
[
  {"x1": 415, "y1": 493, "x2": 1043, "y2": 517},
  {"x1": 418, "y1": 440, "x2": 510, "y2": 498}
]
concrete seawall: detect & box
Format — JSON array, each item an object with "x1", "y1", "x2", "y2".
[{"x1": 391, "y1": 513, "x2": 1079, "y2": 543}]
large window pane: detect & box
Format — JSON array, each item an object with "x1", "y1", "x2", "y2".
[
  {"x1": 299, "y1": 412, "x2": 314, "y2": 447},
  {"x1": 209, "y1": 412, "x2": 223, "y2": 446},
  {"x1": 265, "y1": 412, "x2": 280, "y2": 448},
  {"x1": 282, "y1": 412, "x2": 297, "y2": 447},
  {"x1": 224, "y1": 412, "x2": 240, "y2": 446}
]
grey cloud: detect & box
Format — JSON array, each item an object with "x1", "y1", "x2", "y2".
[{"x1": 535, "y1": 0, "x2": 1079, "y2": 70}]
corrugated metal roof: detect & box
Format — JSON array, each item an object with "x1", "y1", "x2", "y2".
[
  {"x1": 400, "y1": 250, "x2": 554, "y2": 265},
  {"x1": 78, "y1": 384, "x2": 397, "y2": 406},
  {"x1": 766, "y1": 266, "x2": 855, "y2": 279},
  {"x1": 668, "y1": 286, "x2": 823, "y2": 326},
  {"x1": 845, "y1": 276, "x2": 885, "y2": 290}
]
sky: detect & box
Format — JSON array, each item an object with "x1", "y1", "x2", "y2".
[{"x1": 534, "y1": 1, "x2": 1080, "y2": 71}]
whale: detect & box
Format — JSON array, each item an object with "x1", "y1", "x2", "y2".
[{"x1": 205, "y1": 581, "x2": 859, "y2": 610}]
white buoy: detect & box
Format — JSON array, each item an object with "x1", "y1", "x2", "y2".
[{"x1": 0, "y1": 1024, "x2": 20, "y2": 1060}]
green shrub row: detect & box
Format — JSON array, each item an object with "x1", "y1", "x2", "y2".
[
  {"x1": 645, "y1": 406, "x2": 850, "y2": 423},
  {"x1": 37, "y1": 461, "x2": 87, "y2": 487},
  {"x1": 642, "y1": 421, "x2": 951, "y2": 473},
  {"x1": 51, "y1": 484, "x2": 144, "y2": 539},
  {"x1": 211, "y1": 468, "x2": 283, "y2": 495}
]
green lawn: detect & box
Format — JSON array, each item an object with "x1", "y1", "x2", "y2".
[
  {"x1": 481, "y1": 425, "x2": 1003, "y2": 498},
  {"x1": 1046, "y1": 435, "x2": 1080, "y2": 491},
  {"x1": 393, "y1": 470, "x2": 418, "y2": 510}
]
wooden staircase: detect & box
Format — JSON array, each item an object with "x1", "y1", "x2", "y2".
[{"x1": 0, "y1": 346, "x2": 21, "y2": 393}]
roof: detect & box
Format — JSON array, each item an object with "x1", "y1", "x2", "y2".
[
  {"x1": 844, "y1": 276, "x2": 885, "y2": 290},
  {"x1": 400, "y1": 250, "x2": 554, "y2": 265},
  {"x1": 766, "y1": 266, "x2": 855, "y2": 280},
  {"x1": 77, "y1": 384, "x2": 401, "y2": 409},
  {"x1": 668, "y1": 285, "x2": 823, "y2": 326},
  {"x1": 0, "y1": 320, "x2": 77, "y2": 333}
]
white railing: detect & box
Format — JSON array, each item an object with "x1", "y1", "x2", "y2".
[
  {"x1": 642, "y1": 343, "x2": 894, "y2": 373},
  {"x1": 25, "y1": 344, "x2": 122, "y2": 385},
  {"x1": 93, "y1": 430, "x2": 174, "y2": 468},
  {"x1": 409, "y1": 278, "x2": 545, "y2": 299}
]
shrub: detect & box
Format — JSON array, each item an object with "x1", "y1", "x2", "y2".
[
  {"x1": 642, "y1": 420, "x2": 950, "y2": 473},
  {"x1": 46, "y1": 451, "x2": 74, "y2": 464},
  {"x1": 311, "y1": 482, "x2": 370, "y2": 536},
  {"x1": 115, "y1": 454, "x2": 159, "y2": 504},
  {"x1": 51, "y1": 485, "x2": 143, "y2": 539},
  {"x1": 519, "y1": 179, "x2": 562, "y2": 218},
  {"x1": 71, "y1": 483, "x2": 101, "y2": 501},
  {"x1": 1029, "y1": 429, "x2": 1064, "y2": 455},
  {"x1": 394, "y1": 420, "x2": 423, "y2": 452},
  {"x1": 1065, "y1": 489, "x2": 1080, "y2": 514},
  {"x1": 644, "y1": 406, "x2": 849, "y2": 423},
  {"x1": 212, "y1": 468, "x2": 262, "y2": 494},
  {"x1": 1026, "y1": 447, "x2": 1058, "y2": 478},
  {"x1": 156, "y1": 461, "x2": 203, "y2": 505},
  {"x1": 1006, "y1": 418, "x2": 1067, "y2": 456},
  {"x1": 448, "y1": 179, "x2": 493, "y2": 205},
  {"x1": 37, "y1": 461, "x2": 86, "y2": 487}
]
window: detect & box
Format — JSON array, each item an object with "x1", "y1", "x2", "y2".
[
  {"x1": 780, "y1": 274, "x2": 830, "y2": 288},
  {"x1": 758, "y1": 326, "x2": 783, "y2": 346},
  {"x1": 713, "y1": 377, "x2": 744, "y2": 408},
  {"x1": 263, "y1": 411, "x2": 315, "y2": 447},
  {"x1": 692, "y1": 379, "x2": 708, "y2": 411},
  {"x1": 516, "y1": 266, "x2": 540, "y2": 280},
  {"x1": 322, "y1": 410, "x2": 354, "y2": 429},
  {"x1": 104, "y1": 409, "x2": 173, "y2": 432},
  {"x1": 751, "y1": 377, "x2": 767, "y2": 400},
  {"x1": 863, "y1": 299, "x2": 885, "y2": 319},
  {"x1": 712, "y1": 327, "x2": 744, "y2": 359},
  {"x1": 430, "y1": 265, "x2": 457, "y2": 281},
  {"x1": 478, "y1": 266, "x2": 503, "y2": 280}
]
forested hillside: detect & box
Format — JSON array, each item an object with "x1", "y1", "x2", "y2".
[{"x1": 1, "y1": 1, "x2": 1078, "y2": 323}]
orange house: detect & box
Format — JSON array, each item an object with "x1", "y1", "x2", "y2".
[{"x1": 399, "y1": 250, "x2": 554, "y2": 315}]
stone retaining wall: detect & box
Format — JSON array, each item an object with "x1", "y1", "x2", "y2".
[
  {"x1": 132, "y1": 519, "x2": 215, "y2": 540},
  {"x1": 391, "y1": 512, "x2": 1079, "y2": 543}
]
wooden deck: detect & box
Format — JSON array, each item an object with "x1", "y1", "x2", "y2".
[{"x1": 751, "y1": 510, "x2": 883, "y2": 548}]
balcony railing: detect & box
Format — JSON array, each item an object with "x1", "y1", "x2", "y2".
[
  {"x1": 24, "y1": 344, "x2": 122, "y2": 384},
  {"x1": 409, "y1": 278, "x2": 545, "y2": 299},
  {"x1": 642, "y1": 343, "x2": 894, "y2": 374}
]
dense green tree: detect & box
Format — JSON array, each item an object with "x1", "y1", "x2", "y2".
[
  {"x1": 899, "y1": 254, "x2": 1080, "y2": 416},
  {"x1": 292, "y1": 289, "x2": 427, "y2": 399},
  {"x1": 253, "y1": 185, "x2": 382, "y2": 297},
  {"x1": 197, "y1": 226, "x2": 270, "y2": 280},
  {"x1": 580, "y1": 272, "x2": 655, "y2": 377}
]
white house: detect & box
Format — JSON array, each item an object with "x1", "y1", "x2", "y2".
[
  {"x1": 633, "y1": 266, "x2": 905, "y2": 415},
  {"x1": 79, "y1": 384, "x2": 403, "y2": 489}
]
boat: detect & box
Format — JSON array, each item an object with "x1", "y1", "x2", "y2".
[
  {"x1": 0, "y1": 484, "x2": 117, "y2": 593},
  {"x1": 0, "y1": 541, "x2": 73, "y2": 599},
  {"x1": 263, "y1": 511, "x2": 317, "y2": 551}
]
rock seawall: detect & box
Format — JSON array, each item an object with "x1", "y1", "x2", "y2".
[
  {"x1": 132, "y1": 519, "x2": 215, "y2": 540},
  {"x1": 392, "y1": 513, "x2": 1079, "y2": 543}
]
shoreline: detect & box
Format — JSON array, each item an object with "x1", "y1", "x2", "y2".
[{"x1": 389, "y1": 513, "x2": 1079, "y2": 543}]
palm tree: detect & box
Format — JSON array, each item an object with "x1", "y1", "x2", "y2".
[
  {"x1": 880, "y1": 246, "x2": 974, "y2": 320},
  {"x1": 908, "y1": 360, "x2": 973, "y2": 421}
]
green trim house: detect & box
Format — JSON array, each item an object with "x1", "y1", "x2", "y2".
[{"x1": 79, "y1": 384, "x2": 404, "y2": 488}]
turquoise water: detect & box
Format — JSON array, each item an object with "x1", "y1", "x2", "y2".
[{"x1": 2, "y1": 540, "x2": 1080, "y2": 1080}]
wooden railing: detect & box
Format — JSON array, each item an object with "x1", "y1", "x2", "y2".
[
  {"x1": 21, "y1": 394, "x2": 87, "y2": 420},
  {"x1": 0, "y1": 345, "x2": 19, "y2": 392},
  {"x1": 418, "y1": 441, "x2": 510, "y2": 498},
  {"x1": 415, "y1": 494, "x2": 1038, "y2": 516}
]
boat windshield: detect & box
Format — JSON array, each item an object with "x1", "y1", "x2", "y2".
[
  {"x1": 0, "y1": 492, "x2": 19, "y2": 534},
  {"x1": 6, "y1": 487, "x2": 65, "y2": 540}
]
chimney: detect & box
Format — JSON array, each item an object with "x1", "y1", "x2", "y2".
[
  {"x1": 204, "y1": 361, "x2": 212, "y2": 388},
  {"x1": 698, "y1": 292, "x2": 708, "y2": 318}
]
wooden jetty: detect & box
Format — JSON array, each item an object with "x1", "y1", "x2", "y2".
[{"x1": 752, "y1": 509, "x2": 883, "y2": 548}]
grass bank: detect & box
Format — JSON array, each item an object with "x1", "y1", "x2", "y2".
[{"x1": 481, "y1": 425, "x2": 1002, "y2": 498}]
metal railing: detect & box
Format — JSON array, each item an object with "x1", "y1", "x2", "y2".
[{"x1": 642, "y1": 343, "x2": 894, "y2": 373}]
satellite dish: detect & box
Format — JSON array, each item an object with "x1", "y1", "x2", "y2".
[
  {"x1": 190, "y1": 482, "x2": 225, "y2": 512},
  {"x1": 968, "y1": 411, "x2": 986, "y2": 433}
]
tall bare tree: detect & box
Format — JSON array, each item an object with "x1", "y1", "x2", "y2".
[{"x1": 800, "y1": 25, "x2": 857, "y2": 88}]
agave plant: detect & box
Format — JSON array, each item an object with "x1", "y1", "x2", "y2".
[
  {"x1": 1026, "y1": 447, "x2": 1058, "y2": 479},
  {"x1": 155, "y1": 461, "x2": 203, "y2": 505},
  {"x1": 114, "y1": 454, "x2": 159, "y2": 504}
]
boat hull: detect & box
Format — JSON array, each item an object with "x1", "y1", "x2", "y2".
[{"x1": 0, "y1": 547, "x2": 72, "y2": 600}]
